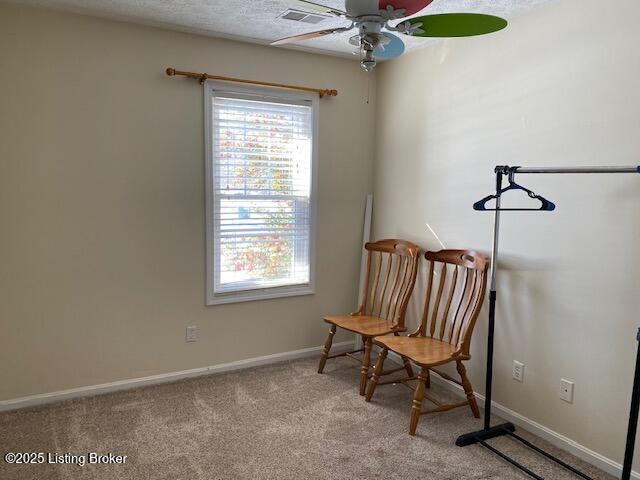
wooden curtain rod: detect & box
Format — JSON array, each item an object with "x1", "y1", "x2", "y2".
[{"x1": 165, "y1": 68, "x2": 338, "y2": 98}]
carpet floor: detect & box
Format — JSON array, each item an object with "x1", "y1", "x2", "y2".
[{"x1": 1, "y1": 356, "x2": 614, "y2": 480}]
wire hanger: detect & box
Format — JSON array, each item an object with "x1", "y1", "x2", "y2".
[{"x1": 473, "y1": 168, "x2": 556, "y2": 211}]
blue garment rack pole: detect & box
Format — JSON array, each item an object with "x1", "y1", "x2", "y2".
[{"x1": 457, "y1": 165, "x2": 640, "y2": 480}]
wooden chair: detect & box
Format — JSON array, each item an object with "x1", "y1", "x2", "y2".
[
  {"x1": 365, "y1": 249, "x2": 489, "y2": 435},
  {"x1": 318, "y1": 239, "x2": 420, "y2": 395}
]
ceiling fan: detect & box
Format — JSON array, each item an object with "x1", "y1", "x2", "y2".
[{"x1": 271, "y1": 0, "x2": 508, "y2": 72}]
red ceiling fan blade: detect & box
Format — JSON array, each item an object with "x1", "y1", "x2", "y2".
[{"x1": 379, "y1": 0, "x2": 434, "y2": 17}]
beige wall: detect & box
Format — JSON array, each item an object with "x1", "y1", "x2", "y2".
[
  {"x1": 373, "y1": 0, "x2": 640, "y2": 465},
  {"x1": 0, "y1": 4, "x2": 376, "y2": 400}
]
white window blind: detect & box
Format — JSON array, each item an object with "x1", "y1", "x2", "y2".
[{"x1": 206, "y1": 84, "x2": 316, "y2": 304}]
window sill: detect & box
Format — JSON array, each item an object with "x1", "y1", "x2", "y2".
[{"x1": 207, "y1": 285, "x2": 314, "y2": 306}]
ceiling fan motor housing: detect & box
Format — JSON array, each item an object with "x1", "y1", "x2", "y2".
[{"x1": 345, "y1": 0, "x2": 380, "y2": 17}]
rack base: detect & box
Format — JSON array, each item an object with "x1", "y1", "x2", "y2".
[
  {"x1": 455, "y1": 422, "x2": 515, "y2": 446},
  {"x1": 457, "y1": 422, "x2": 594, "y2": 480}
]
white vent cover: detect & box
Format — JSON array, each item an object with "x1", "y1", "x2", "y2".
[{"x1": 279, "y1": 9, "x2": 328, "y2": 24}]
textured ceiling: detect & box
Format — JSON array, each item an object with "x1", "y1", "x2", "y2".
[{"x1": 8, "y1": 0, "x2": 556, "y2": 57}]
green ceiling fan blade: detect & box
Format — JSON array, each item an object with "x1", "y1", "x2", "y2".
[{"x1": 406, "y1": 13, "x2": 507, "y2": 37}]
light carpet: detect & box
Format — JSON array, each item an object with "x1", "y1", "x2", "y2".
[{"x1": 0, "y1": 356, "x2": 614, "y2": 480}]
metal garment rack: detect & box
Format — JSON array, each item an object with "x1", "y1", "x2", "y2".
[{"x1": 456, "y1": 165, "x2": 640, "y2": 480}]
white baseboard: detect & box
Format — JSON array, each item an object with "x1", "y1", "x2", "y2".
[
  {"x1": 0, "y1": 340, "x2": 355, "y2": 413},
  {"x1": 385, "y1": 351, "x2": 638, "y2": 480}
]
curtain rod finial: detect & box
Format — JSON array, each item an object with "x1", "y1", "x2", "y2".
[
  {"x1": 321, "y1": 89, "x2": 338, "y2": 97},
  {"x1": 165, "y1": 67, "x2": 176, "y2": 76}
]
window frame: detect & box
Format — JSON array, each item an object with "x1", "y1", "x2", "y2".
[{"x1": 204, "y1": 81, "x2": 318, "y2": 306}]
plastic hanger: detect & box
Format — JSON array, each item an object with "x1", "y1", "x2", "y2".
[{"x1": 473, "y1": 169, "x2": 556, "y2": 211}]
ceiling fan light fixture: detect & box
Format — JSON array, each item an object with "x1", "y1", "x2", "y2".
[
  {"x1": 360, "y1": 43, "x2": 377, "y2": 72},
  {"x1": 361, "y1": 57, "x2": 377, "y2": 72}
]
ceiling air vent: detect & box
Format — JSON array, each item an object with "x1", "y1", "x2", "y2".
[{"x1": 279, "y1": 9, "x2": 328, "y2": 25}]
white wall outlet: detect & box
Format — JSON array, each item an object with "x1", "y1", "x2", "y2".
[
  {"x1": 560, "y1": 379, "x2": 574, "y2": 403},
  {"x1": 512, "y1": 360, "x2": 525, "y2": 382},
  {"x1": 186, "y1": 326, "x2": 197, "y2": 343}
]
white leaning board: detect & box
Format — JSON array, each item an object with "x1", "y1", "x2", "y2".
[{"x1": 355, "y1": 193, "x2": 373, "y2": 349}]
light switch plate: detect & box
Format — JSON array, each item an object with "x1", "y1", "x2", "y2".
[
  {"x1": 186, "y1": 326, "x2": 197, "y2": 343},
  {"x1": 512, "y1": 361, "x2": 524, "y2": 382}
]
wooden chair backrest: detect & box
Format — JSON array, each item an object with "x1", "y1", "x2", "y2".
[
  {"x1": 413, "y1": 250, "x2": 489, "y2": 357},
  {"x1": 356, "y1": 239, "x2": 420, "y2": 329}
]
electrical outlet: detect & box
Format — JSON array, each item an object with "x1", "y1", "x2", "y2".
[
  {"x1": 512, "y1": 360, "x2": 525, "y2": 382},
  {"x1": 186, "y1": 326, "x2": 197, "y2": 343},
  {"x1": 560, "y1": 379, "x2": 574, "y2": 403}
]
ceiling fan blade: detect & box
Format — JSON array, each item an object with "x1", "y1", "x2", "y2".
[
  {"x1": 379, "y1": 0, "x2": 433, "y2": 18},
  {"x1": 345, "y1": 0, "x2": 380, "y2": 17},
  {"x1": 374, "y1": 32, "x2": 405, "y2": 59},
  {"x1": 403, "y1": 13, "x2": 507, "y2": 37},
  {"x1": 271, "y1": 26, "x2": 353, "y2": 45},
  {"x1": 291, "y1": 0, "x2": 346, "y2": 17}
]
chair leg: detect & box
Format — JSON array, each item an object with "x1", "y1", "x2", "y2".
[
  {"x1": 402, "y1": 356, "x2": 415, "y2": 379},
  {"x1": 317, "y1": 325, "x2": 336, "y2": 374},
  {"x1": 365, "y1": 347, "x2": 387, "y2": 402},
  {"x1": 425, "y1": 368, "x2": 431, "y2": 389},
  {"x1": 410, "y1": 367, "x2": 429, "y2": 435},
  {"x1": 359, "y1": 337, "x2": 373, "y2": 396},
  {"x1": 457, "y1": 360, "x2": 480, "y2": 418}
]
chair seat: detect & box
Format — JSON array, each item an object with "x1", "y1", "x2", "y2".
[
  {"x1": 373, "y1": 335, "x2": 460, "y2": 367},
  {"x1": 324, "y1": 315, "x2": 404, "y2": 337}
]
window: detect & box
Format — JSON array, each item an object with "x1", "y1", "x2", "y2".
[{"x1": 204, "y1": 81, "x2": 317, "y2": 305}]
